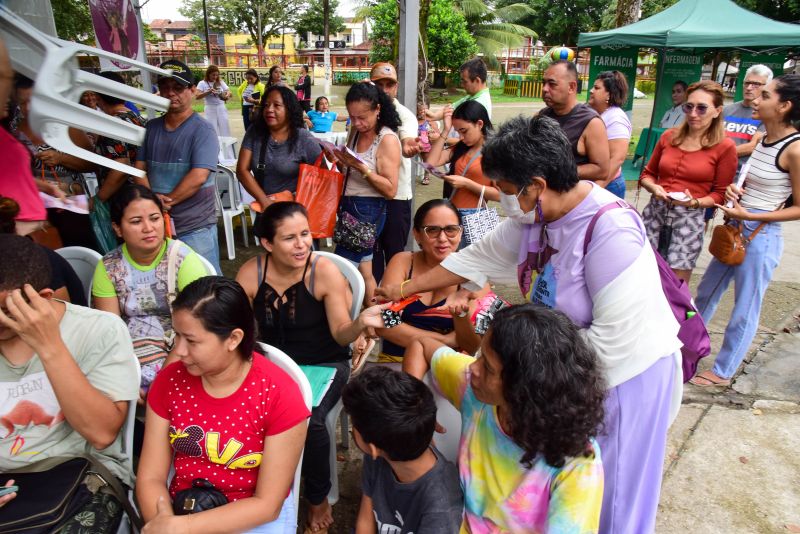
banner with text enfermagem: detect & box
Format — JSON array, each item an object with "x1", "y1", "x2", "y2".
[
  {"x1": 586, "y1": 46, "x2": 639, "y2": 112},
  {"x1": 653, "y1": 51, "x2": 703, "y2": 128},
  {"x1": 735, "y1": 53, "x2": 786, "y2": 101}
]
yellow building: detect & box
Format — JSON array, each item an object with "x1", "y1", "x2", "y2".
[{"x1": 223, "y1": 32, "x2": 298, "y2": 67}]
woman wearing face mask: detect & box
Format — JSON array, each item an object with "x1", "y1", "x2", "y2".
[
  {"x1": 640, "y1": 80, "x2": 738, "y2": 283},
  {"x1": 376, "y1": 115, "x2": 683, "y2": 534},
  {"x1": 424, "y1": 101, "x2": 498, "y2": 245}
]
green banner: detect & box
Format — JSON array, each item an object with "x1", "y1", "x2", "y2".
[
  {"x1": 586, "y1": 46, "x2": 639, "y2": 112},
  {"x1": 734, "y1": 53, "x2": 786, "y2": 101},
  {"x1": 653, "y1": 50, "x2": 704, "y2": 127}
]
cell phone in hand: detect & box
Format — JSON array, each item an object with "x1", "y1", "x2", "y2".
[{"x1": 0, "y1": 485, "x2": 19, "y2": 496}]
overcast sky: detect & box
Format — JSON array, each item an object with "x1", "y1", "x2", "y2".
[{"x1": 139, "y1": 0, "x2": 357, "y2": 23}]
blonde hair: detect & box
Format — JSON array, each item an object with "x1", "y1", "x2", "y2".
[{"x1": 671, "y1": 80, "x2": 726, "y2": 148}]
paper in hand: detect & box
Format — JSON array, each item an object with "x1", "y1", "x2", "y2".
[
  {"x1": 421, "y1": 162, "x2": 447, "y2": 178},
  {"x1": 39, "y1": 193, "x2": 89, "y2": 214}
]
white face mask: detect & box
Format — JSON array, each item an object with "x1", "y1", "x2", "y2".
[{"x1": 499, "y1": 188, "x2": 539, "y2": 224}]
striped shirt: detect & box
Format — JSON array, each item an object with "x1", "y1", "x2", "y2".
[{"x1": 741, "y1": 132, "x2": 799, "y2": 211}]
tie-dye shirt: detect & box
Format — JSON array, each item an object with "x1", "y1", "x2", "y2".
[{"x1": 431, "y1": 348, "x2": 603, "y2": 533}]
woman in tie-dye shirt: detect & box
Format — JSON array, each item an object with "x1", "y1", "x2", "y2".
[{"x1": 406, "y1": 304, "x2": 606, "y2": 533}]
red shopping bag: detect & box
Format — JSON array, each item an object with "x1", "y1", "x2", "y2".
[{"x1": 296, "y1": 154, "x2": 344, "y2": 239}]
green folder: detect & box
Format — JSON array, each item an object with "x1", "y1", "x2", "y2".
[{"x1": 299, "y1": 365, "x2": 337, "y2": 408}]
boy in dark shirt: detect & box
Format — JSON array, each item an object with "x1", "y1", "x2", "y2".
[{"x1": 342, "y1": 366, "x2": 463, "y2": 534}]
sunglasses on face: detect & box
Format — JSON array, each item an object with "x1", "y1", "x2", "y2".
[
  {"x1": 682, "y1": 103, "x2": 709, "y2": 115},
  {"x1": 422, "y1": 225, "x2": 462, "y2": 238}
]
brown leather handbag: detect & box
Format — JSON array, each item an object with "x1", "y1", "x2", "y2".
[{"x1": 708, "y1": 220, "x2": 765, "y2": 266}]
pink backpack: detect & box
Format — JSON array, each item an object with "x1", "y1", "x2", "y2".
[{"x1": 583, "y1": 200, "x2": 711, "y2": 382}]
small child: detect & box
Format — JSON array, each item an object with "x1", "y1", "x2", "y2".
[{"x1": 342, "y1": 366, "x2": 463, "y2": 534}]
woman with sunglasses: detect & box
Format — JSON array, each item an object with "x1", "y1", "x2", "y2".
[
  {"x1": 375, "y1": 199, "x2": 489, "y2": 364},
  {"x1": 690, "y1": 74, "x2": 800, "y2": 388},
  {"x1": 376, "y1": 115, "x2": 683, "y2": 534},
  {"x1": 639, "y1": 80, "x2": 738, "y2": 283}
]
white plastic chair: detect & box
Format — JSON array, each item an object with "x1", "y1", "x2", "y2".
[
  {"x1": 0, "y1": 6, "x2": 170, "y2": 179},
  {"x1": 256, "y1": 342, "x2": 312, "y2": 516},
  {"x1": 195, "y1": 253, "x2": 218, "y2": 276},
  {"x1": 213, "y1": 165, "x2": 249, "y2": 260},
  {"x1": 312, "y1": 251, "x2": 364, "y2": 504},
  {"x1": 55, "y1": 246, "x2": 102, "y2": 304},
  {"x1": 116, "y1": 355, "x2": 143, "y2": 534},
  {"x1": 423, "y1": 374, "x2": 463, "y2": 464}
]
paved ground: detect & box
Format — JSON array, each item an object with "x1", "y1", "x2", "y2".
[{"x1": 217, "y1": 80, "x2": 800, "y2": 533}]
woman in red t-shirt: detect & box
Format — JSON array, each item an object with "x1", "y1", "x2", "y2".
[
  {"x1": 639, "y1": 80, "x2": 738, "y2": 283},
  {"x1": 137, "y1": 277, "x2": 310, "y2": 533}
]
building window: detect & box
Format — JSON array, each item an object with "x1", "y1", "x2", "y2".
[{"x1": 268, "y1": 43, "x2": 284, "y2": 50}]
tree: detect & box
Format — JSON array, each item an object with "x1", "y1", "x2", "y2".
[
  {"x1": 427, "y1": 0, "x2": 480, "y2": 70},
  {"x1": 616, "y1": 0, "x2": 642, "y2": 26},
  {"x1": 51, "y1": 0, "x2": 94, "y2": 44},
  {"x1": 503, "y1": 0, "x2": 606, "y2": 45},
  {"x1": 295, "y1": 0, "x2": 345, "y2": 41},
  {"x1": 179, "y1": 0, "x2": 306, "y2": 49},
  {"x1": 142, "y1": 23, "x2": 163, "y2": 43},
  {"x1": 454, "y1": 0, "x2": 538, "y2": 59},
  {"x1": 600, "y1": 0, "x2": 678, "y2": 30},
  {"x1": 732, "y1": 0, "x2": 800, "y2": 22},
  {"x1": 368, "y1": 0, "x2": 477, "y2": 72}
]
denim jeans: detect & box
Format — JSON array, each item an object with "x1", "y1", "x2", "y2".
[
  {"x1": 695, "y1": 213, "x2": 783, "y2": 379},
  {"x1": 243, "y1": 493, "x2": 296, "y2": 533},
  {"x1": 606, "y1": 175, "x2": 626, "y2": 199},
  {"x1": 242, "y1": 105, "x2": 254, "y2": 131},
  {"x1": 334, "y1": 196, "x2": 387, "y2": 264},
  {"x1": 179, "y1": 224, "x2": 222, "y2": 275}
]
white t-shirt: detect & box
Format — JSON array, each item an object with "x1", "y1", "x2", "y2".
[
  {"x1": 197, "y1": 79, "x2": 229, "y2": 107},
  {"x1": 0, "y1": 303, "x2": 140, "y2": 485},
  {"x1": 393, "y1": 98, "x2": 418, "y2": 201}
]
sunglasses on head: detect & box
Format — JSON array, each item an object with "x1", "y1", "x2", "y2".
[
  {"x1": 682, "y1": 103, "x2": 709, "y2": 115},
  {"x1": 422, "y1": 225, "x2": 462, "y2": 238}
]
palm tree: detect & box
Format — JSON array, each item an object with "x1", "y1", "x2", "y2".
[{"x1": 454, "y1": 0, "x2": 538, "y2": 62}]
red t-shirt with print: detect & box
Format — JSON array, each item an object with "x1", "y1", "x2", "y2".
[{"x1": 148, "y1": 353, "x2": 310, "y2": 501}]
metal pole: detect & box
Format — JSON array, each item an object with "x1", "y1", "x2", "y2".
[
  {"x1": 202, "y1": 0, "x2": 212, "y2": 64},
  {"x1": 132, "y1": 0, "x2": 154, "y2": 119},
  {"x1": 397, "y1": 0, "x2": 419, "y2": 110}
]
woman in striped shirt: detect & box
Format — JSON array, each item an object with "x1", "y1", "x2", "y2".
[{"x1": 691, "y1": 74, "x2": 800, "y2": 387}]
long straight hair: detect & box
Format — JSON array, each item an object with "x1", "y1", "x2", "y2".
[
  {"x1": 671, "y1": 80, "x2": 726, "y2": 148},
  {"x1": 448, "y1": 100, "x2": 493, "y2": 175}
]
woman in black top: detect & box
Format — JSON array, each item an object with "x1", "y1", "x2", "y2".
[
  {"x1": 295, "y1": 65, "x2": 312, "y2": 112},
  {"x1": 235, "y1": 201, "x2": 384, "y2": 533}
]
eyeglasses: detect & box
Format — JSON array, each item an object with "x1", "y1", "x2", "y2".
[
  {"x1": 682, "y1": 103, "x2": 709, "y2": 116},
  {"x1": 422, "y1": 225, "x2": 462, "y2": 238},
  {"x1": 744, "y1": 81, "x2": 765, "y2": 88}
]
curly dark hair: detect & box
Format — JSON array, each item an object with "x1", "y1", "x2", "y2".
[
  {"x1": 252, "y1": 85, "x2": 306, "y2": 152},
  {"x1": 345, "y1": 82, "x2": 400, "y2": 132},
  {"x1": 487, "y1": 304, "x2": 606, "y2": 468}
]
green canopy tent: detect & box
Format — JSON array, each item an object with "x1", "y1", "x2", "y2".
[{"x1": 578, "y1": 0, "x2": 800, "y2": 175}]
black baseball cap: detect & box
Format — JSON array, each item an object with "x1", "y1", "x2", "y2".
[{"x1": 158, "y1": 59, "x2": 194, "y2": 87}]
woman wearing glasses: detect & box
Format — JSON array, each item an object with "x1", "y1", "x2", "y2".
[
  {"x1": 376, "y1": 199, "x2": 490, "y2": 364},
  {"x1": 639, "y1": 80, "x2": 738, "y2": 282}
]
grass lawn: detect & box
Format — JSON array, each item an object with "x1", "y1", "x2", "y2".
[{"x1": 191, "y1": 98, "x2": 243, "y2": 114}]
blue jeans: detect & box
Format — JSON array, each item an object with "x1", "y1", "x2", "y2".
[
  {"x1": 334, "y1": 196, "x2": 387, "y2": 264},
  {"x1": 695, "y1": 214, "x2": 783, "y2": 379},
  {"x1": 607, "y1": 174, "x2": 626, "y2": 199},
  {"x1": 243, "y1": 493, "x2": 296, "y2": 533},
  {"x1": 242, "y1": 105, "x2": 254, "y2": 131},
  {"x1": 179, "y1": 224, "x2": 222, "y2": 275}
]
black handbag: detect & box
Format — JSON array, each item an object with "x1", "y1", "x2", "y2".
[
  {"x1": 656, "y1": 205, "x2": 673, "y2": 259},
  {"x1": 0, "y1": 455, "x2": 141, "y2": 534},
  {"x1": 173, "y1": 479, "x2": 228, "y2": 515}
]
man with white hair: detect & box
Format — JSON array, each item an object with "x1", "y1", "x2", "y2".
[{"x1": 723, "y1": 64, "x2": 773, "y2": 169}]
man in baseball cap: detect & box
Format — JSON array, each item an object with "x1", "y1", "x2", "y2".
[
  {"x1": 135, "y1": 58, "x2": 221, "y2": 273},
  {"x1": 368, "y1": 62, "x2": 422, "y2": 282},
  {"x1": 157, "y1": 59, "x2": 195, "y2": 87}
]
